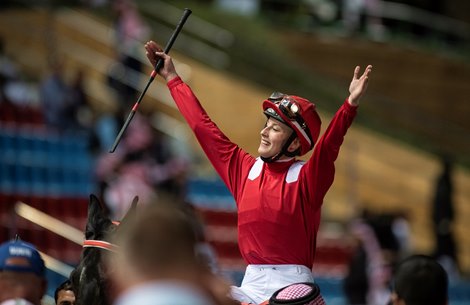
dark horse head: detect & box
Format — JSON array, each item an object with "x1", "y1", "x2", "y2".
[{"x1": 70, "y1": 194, "x2": 137, "y2": 305}]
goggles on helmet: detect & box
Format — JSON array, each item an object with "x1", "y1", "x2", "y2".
[{"x1": 268, "y1": 92, "x2": 310, "y2": 134}]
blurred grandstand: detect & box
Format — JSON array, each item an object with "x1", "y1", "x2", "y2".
[{"x1": 0, "y1": 0, "x2": 469, "y2": 304}]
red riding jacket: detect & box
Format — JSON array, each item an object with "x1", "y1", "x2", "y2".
[{"x1": 168, "y1": 77, "x2": 357, "y2": 269}]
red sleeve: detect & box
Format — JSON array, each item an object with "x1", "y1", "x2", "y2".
[
  {"x1": 301, "y1": 99, "x2": 358, "y2": 209},
  {"x1": 167, "y1": 77, "x2": 255, "y2": 198}
]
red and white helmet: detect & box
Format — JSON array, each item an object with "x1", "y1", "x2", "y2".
[{"x1": 263, "y1": 92, "x2": 321, "y2": 156}]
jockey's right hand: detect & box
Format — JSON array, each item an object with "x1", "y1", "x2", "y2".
[{"x1": 144, "y1": 40, "x2": 179, "y2": 82}]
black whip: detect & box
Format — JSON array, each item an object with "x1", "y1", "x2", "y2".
[{"x1": 109, "y1": 8, "x2": 192, "y2": 153}]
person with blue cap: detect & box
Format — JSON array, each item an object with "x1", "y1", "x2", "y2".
[{"x1": 0, "y1": 238, "x2": 47, "y2": 305}]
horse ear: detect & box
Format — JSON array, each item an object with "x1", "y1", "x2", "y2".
[
  {"x1": 87, "y1": 194, "x2": 108, "y2": 226},
  {"x1": 120, "y1": 196, "x2": 138, "y2": 226}
]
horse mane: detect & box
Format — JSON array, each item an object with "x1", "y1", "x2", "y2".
[{"x1": 70, "y1": 194, "x2": 137, "y2": 305}]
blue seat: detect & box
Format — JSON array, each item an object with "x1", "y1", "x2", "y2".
[
  {"x1": 0, "y1": 163, "x2": 14, "y2": 193},
  {"x1": 16, "y1": 134, "x2": 34, "y2": 151},
  {"x1": 186, "y1": 178, "x2": 236, "y2": 210},
  {"x1": 0, "y1": 131, "x2": 17, "y2": 150},
  {"x1": 32, "y1": 134, "x2": 49, "y2": 153},
  {"x1": 0, "y1": 128, "x2": 96, "y2": 198}
]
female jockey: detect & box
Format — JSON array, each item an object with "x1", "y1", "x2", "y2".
[{"x1": 145, "y1": 40, "x2": 372, "y2": 304}]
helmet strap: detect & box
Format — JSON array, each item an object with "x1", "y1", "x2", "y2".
[{"x1": 261, "y1": 131, "x2": 297, "y2": 163}]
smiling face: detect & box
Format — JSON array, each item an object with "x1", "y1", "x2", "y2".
[{"x1": 258, "y1": 117, "x2": 297, "y2": 159}]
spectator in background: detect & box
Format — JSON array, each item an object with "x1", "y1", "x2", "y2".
[
  {"x1": 39, "y1": 60, "x2": 74, "y2": 131},
  {"x1": 105, "y1": 0, "x2": 150, "y2": 155},
  {"x1": 112, "y1": 0, "x2": 149, "y2": 62},
  {"x1": 0, "y1": 36, "x2": 18, "y2": 81},
  {"x1": 391, "y1": 211, "x2": 411, "y2": 260},
  {"x1": 40, "y1": 60, "x2": 93, "y2": 133},
  {"x1": 107, "y1": 201, "x2": 237, "y2": 305},
  {"x1": 0, "y1": 37, "x2": 42, "y2": 125},
  {"x1": 0, "y1": 73, "x2": 13, "y2": 122},
  {"x1": 0, "y1": 36, "x2": 15, "y2": 121},
  {"x1": 69, "y1": 69, "x2": 92, "y2": 131},
  {"x1": 431, "y1": 154, "x2": 459, "y2": 279},
  {"x1": 95, "y1": 112, "x2": 189, "y2": 220},
  {"x1": 95, "y1": 113, "x2": 158, "y2": 219},
  {"x1": 93, "y1": 107, "x2": 123, "y2": 153},
  {"x1": 390, "y1": 255, "x2": 448, "y2": 305},
  {"x1": 343, "y1": 210, "x2": 390, "y2": 305},
  {"x1": 109, "y1": 0, "x2": 150, "y2": 108},
  {"x1": 0, "y1": 239, "x2": 47, "y2": 305},
  {"x1": 367, "y1": 213, "x2": 400, "y2": 268},
  {"x1": 343, "y1": 231, "x2": 369, "y2": 305},
  {"x1": 54, "y1": 280, "x2": 75, "y2": 305}
]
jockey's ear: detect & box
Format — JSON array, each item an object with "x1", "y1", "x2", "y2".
[{"x1": 120, "y1": 196, "x2": 138, "y2": 226}]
